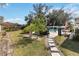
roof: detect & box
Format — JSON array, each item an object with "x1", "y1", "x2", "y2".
[{"x1": 47, "y1": 26, "x2": 65, "y2": 29}]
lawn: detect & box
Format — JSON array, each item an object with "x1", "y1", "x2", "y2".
[
  {"x1": 55, "y1": 35, "x2": 79, "y2": 56},
  {"x1": 8, "y1": 30, "x2": 50, "y2": 56}
]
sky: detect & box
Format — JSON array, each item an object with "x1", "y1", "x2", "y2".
[{"x1": 0, "y1": 3, "x2": 79, "y2": 24}]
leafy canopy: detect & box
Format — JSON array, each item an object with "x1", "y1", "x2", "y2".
[{"x1": 24, "y1": 4, "x2": 48, "y2": 33}]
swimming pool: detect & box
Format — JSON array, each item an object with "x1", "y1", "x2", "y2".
[{"x1": 49, "y1": 28, "x2": 58, "y2": 32}]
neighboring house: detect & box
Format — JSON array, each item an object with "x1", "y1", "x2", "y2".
[
  {"x1": 2, "y1": 22, "x2": 23, "y2": 31},
  {"x1": 75, "y1": 18, "x2": 79, "y2": 29},
  {"x1": 2, "y1": 22, "x2": 14, "y2": 30}
]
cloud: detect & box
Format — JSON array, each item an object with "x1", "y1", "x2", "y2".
[
  {"x1": 4, "y1": 18, "x2": 26, "y2": 24},
  {"x1": 48, "y1": 4, "x2": 79, "y2": 18},
  {"x1": 63, "y1": 4, "x2": 79, "y2": 17},
  {"x1": 0, "y1": 3, "x2": 8, "y2": 8},
  {"x1": 48, "y1": 7, "x2": 61, "y2": 14}
]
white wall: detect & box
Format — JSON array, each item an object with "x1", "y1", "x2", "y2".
[{"x1": 0, "y1": 25, "x2": 1, "y2": 32}]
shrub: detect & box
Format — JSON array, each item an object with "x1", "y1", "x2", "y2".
[
  {"x1": 22, "y1": 27, "x2": 29, "y2": 34},
  {"x1": 39, "y1": 30, "x2": 49, "y2": 36}
]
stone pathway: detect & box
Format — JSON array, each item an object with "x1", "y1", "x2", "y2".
[
  {"x1": 48, "y1": 32, "x2": 63, "y2": 56},
  {"x1": 0, "y1": 33, "x2": 13, "y2": 56}
]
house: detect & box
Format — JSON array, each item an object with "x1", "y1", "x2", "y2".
[
  {"x1": 2, "y1": 22, "x2": 14, "y2": 30},
  {"x1": 0, "y1": 16, "x2": 4, "y2": 32},
  {"x1": 75, "y1": 18, "x2": 79, "y2": 29},
  {"x1": 2, "y1": 22, "x2": 23, "y2": 31}
]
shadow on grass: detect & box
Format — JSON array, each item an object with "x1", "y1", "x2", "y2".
[
  {"x1": 14, "y1": 37, "x2": 33, "y2": 47},
  {"x1": 61, "y1": 39, "x2": 79, "y2": 53}
]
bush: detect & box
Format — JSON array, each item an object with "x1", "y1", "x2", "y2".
[
  {"x1": 22, "y1": 27, "x2": 29, "y2": 34},
  {"x1": 39, "y1": 30, "x2": 49, "y2": 35}
]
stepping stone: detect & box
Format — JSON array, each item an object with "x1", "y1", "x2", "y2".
[
  {"x1": 49, "y1": 36, "x2": 53, "y2": 37},
  {"x1": 48, "y1": 40, "x2": 54, "y2": 42},
  {"x1": 48, "y1": 38, "x2": 53, "y2": 40},
  {"x1": 48, "y1": 40, "x2": 53, "y2": 41},
  {"x1": 51, "y1": 53, "x2": 61, "y2": 56},
  {"x1": 7, "y1": 49, "x2": 13, "y2": 54},
  {"x1": 50, "y1": 47, "x2": 59, "y2": 52},
  {"x1": 48, "y1": 38, "x2": 54, "y2": 40},
  {"x1": 48, "y1": 41, "x2": 54, "y2": 43},
  {"x1": 49, "y1": 37, "x2": 53, "y2": 39},
  {"x1": 49, "y1": 43, "x2": 56, "y2": 47},
  {"x1": 48, "y1": 42, "x2": 54, "y2": 44},
  {"x1": 49, "y1": 35, "x2": 53, "y2": 36},
  {"x1": 49, "y1": 38, "x2": 54, "y2": 39}
]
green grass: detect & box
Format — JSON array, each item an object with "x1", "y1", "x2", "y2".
[
  {"x1": 55, "y1": 35, "x2": 79, "y2": 56},
  {"x1": 8, "y1": 30, "x2": 22, "y2": 44},
  {"x1": 8, "y1": 30, "x2": 50, "y2": 56},
  {"x1": 54, "y1": 36, "x2": 65, "y2": 45}
]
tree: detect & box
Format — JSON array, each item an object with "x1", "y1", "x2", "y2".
[
  {"x1": 24, "y1": 16, "x2": 47, "y2": 38},
  {"x1": 47, "y1": 9, "x2": 72, "y2": 35},
  {"x1": 31, "y1": 4, "x2": 49, "y2": 34},
  {"x1": 25, "y1": 4, "x2": 49, "y2": 25},
  {"x1": 24, "y1": 4, "x2": 49, "y2": 38},
  {"x1": 25, "y1": 14, "x2": 34, "y2": 26},
  {"x1": 33, "y1": 4, "x2": 49, "y2": 16},
  {"x1": 23, "y1": 23, "x2": 35, "y2": 37},
  {"x1": 47, "y1": 9, "x2": 72, "y2": 26},
  {"x1": 67, "y1": 21, "x2": 74, "y2": 32}
]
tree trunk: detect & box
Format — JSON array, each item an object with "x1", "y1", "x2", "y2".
[
  {"x1": 29, "y1": 31, "x2": 32, "y2": 38},
  {"x1": 58, "y1": 28, "x2": 61, "y2": 36},
  {"x1": 37, "y1": 32, "x2": 39, "y2": 40}
]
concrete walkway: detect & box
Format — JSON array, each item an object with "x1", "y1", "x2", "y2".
[{"x1": 48, "y1": 32, "x2": 63, "y2": 56}]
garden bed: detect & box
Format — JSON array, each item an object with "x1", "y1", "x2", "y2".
[{"x1": 55, "y1": 35, "x2": 79, "y2": 56}]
